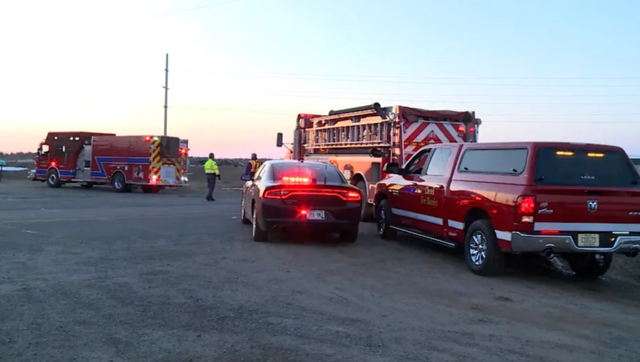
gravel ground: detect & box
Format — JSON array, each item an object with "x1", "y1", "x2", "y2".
[{"x1": 1, "y1": 181, "x2": 639, "y2": 362}]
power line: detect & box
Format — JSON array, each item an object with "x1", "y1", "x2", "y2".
[
  {"x1": 169, "y1": 106, "x2": 640, "y2": 121},
  {"x1": 224, "y1": 90, "x2": 640, "y2": 98},
  {"x1": 210, "y1": 71, "x2": 640, "y2": 81},
  {"x1": 222, "y1": 92, "x2": 640, "y2": 105},
  {"x1": 219, "y1": 73, "x2": 640, "y2": 87},
  {"x1": 152, "y1": 0, "x2": 243, "y2": 17}
]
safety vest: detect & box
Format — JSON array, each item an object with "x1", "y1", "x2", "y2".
[
  {"x1": 204, "y1": 159, "x2": 219, "y2": 174},
  {"x1": 249, "y1": 160, "x2": 261, "y2": 172}
]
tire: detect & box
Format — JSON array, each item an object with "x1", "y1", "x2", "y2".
[
  {"x1": 240, "y1": 194, "x2": 251, "y2": 225},
  {"x1": 356, "y1": 180, "x2": 374, "y2": 222},
  {"x1": 464, "y1": 219, "x2": 505, "y2": 276},
  {"x1": 376, "y1": 198, "x2": 396, "y2": 240},
  {"x1": 46, "y1": 169, "x2": 62, "y2": 188},
  {"x1": 339, "y1": 226, "x2": 359, "y2": 243},
  {"x1": 566, "y1": 253, "x2": 612, "y2": 279},
  {"x1": 111, "y1": 172, "x2": 128, "y2": 193},
  {"x1": 251, "y1": 203, "x2": 268, "y2": 242}
]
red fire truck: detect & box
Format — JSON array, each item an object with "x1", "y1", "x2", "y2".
[
  {"x1": 33, "y1": 132, "x2": 189, "y2": 193},
  {"x1": 276, "y1": 103, "x2": 482, "y2": 220}
]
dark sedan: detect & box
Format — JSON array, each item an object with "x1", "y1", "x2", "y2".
[{"x1": 240, "y1": 160, "x2": 362, "y2": 242}]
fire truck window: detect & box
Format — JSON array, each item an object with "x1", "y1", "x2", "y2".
[
  {"x1": 160, "y1": 137, "x2": 180, "y2": 158},
  {"x1": 425, "y1": 148, "x2": 452, "y2": 176},
  {"x1": 405, "y1": 149, "x2": 432, "y2": 175},
  {"x1": 41, "y1": 145, "x2": 50, "y2": 156}
]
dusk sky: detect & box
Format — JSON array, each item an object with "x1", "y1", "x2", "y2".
[{"x1": 1, "y1": 0, "x2": 639, "y2": 158}]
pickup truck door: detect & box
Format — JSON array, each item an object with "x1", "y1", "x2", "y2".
[
  {"x1": 418, "y1": 147, "x2": 455, "y2": 237},
  {"x1": 392, "y1": 149, "x2": 433, "y2": 229}
]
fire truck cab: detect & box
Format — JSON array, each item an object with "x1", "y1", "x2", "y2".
[
  {"x1": 276, "y1": 102, "x2": 481, "y2": 221},
  {"x1": 34, "y1": 131, "x2": 188, "y2": 193}
]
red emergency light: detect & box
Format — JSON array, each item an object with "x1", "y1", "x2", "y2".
[
  {"x1": 179, "y1": 148, "x2": 188, "y2": 155},
  {"x1": 50, "y1": 161, "x2": 57, "y2": 167},
  {"x1": 144, "y1": 136, "x2": 152, "y2": 141}
]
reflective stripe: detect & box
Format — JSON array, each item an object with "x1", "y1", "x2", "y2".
[{"x1": 391, "y1": 208, "x2": 443, "y2": 225}]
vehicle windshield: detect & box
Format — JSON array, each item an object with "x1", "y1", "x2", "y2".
[
  {"x1": 160, "y1": 137, "x2": 180, "y2": 158},
  {"x1": 535, "y1": 147, "x2": 640, "y2": 187},
  {"x1": 271, "y1": 163, "x2": 346, "y2": 184}
]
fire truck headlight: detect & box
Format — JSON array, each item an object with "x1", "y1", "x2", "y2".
[{"x1": 181, "y1": 175, "x2": 189, "y2": 183}]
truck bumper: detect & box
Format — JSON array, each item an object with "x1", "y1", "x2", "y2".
[{"x1": 510, "y1": 232, "x2": 640, "y2": 255}]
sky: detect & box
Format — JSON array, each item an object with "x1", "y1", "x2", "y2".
[{"x1": 1, "y1": 0, "x2": 640, "y2": 158}]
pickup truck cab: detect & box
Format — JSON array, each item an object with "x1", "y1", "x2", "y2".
[{"x1": 374, "y1": 141, "x2": 640, "y2": 278}]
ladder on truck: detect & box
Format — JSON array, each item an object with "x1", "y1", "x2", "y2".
[
  {"x1": 302, "y1": 103, "x2": 397, "y2": 150},
  {"x1": 304, "y1": 120, "x2": 394, "y2": 149}
]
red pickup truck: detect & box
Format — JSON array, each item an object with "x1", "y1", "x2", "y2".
[{"x1": 373, "y1": 141, "x2": 640, "y2": 278}]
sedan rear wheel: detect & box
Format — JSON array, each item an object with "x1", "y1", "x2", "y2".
[
  {"x1": 251, "y1": 204, "x2": 268, "y2": 242},
  {"x1": 240, "y1": 195, "x2": 251, "y2": 225}
]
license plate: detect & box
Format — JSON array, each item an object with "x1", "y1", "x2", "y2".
[
  {"x1": 306, "y1": 210, "x2": 325, "y2": 220},
  {"x1": 577, "y1": 234, "x2": 600, "y2": 247}
]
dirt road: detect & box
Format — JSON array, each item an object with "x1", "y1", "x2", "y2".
[{"x1": 1, "y1": 182, "x2": 639, "y2": 361}]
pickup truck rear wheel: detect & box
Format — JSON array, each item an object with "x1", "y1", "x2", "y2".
[
  {"x1": 376, "y1": 199, "x2": 396, "y2": 240},
  {"x1": 565, "y1": 253, "x2": 612, "y2": 279},
  {"x1": 464, "y1": 219, "x2": 505, "y2": 276}
]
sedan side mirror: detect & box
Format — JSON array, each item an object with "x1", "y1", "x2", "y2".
[
  {"x1": 383, "y1": 162, "x2": 401, "y2": 175},
  {"x1": 240, "y1": 174, "x2": 252, "y2": 182}
]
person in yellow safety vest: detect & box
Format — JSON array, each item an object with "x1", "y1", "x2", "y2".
[
  {"x1": 244, "y1": 153, "x2": 261, "y2": 178},
  {"x1": 204, "y1": 153, "x2": 220, "y2": 201}
]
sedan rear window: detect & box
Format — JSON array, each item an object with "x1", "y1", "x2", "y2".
[
  {"x1": 271, "y1": 163, "x2": 346, "y2": 184},
  {"x1": 535, "y1": 147, "x2": 640, "y2": 187}
]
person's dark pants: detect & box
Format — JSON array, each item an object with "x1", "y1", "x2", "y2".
[{"x1": 206, "y1": 173, "x2": 217, "y2": 200}]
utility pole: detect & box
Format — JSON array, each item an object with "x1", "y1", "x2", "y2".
[{"x1": 163, "y1": 53, "x2": 169, "y2": 136}]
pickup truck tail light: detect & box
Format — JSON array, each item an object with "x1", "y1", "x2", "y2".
[{"x1": 515, "y1": 195, "x2": 535, "y2": 224}]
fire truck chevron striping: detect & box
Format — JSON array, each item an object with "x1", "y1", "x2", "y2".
[
  {"x1": 149, "y1": 137, "x2": 162, "y2": 182},
  {"x1": 33, "y1": 132, "x2": 187, "y2": 193},
  {"x1": 276, "y1": 102, "x2": 481, "y2": 221}
]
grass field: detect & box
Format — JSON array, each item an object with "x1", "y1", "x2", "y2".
[{"x1": 0, "y1": 160, "x2": 249, "y2": 190}]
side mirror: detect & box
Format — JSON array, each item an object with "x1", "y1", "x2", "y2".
[
  {"x1": 37, "y1": 148, "x2": 42, "y2": 157},
  {"x1": 240, "y1": 174, "x2": 252, "y2": 182},
  {"x1": 276, "y1": 132, "x2": 283, "y2": 147},
  {"x1": 383, "y1": 162, "x2": 401, "y2": 175}
]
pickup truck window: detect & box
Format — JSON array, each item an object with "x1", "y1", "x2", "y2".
[
  {"x1": 425, "y1": 148, "x2": 452, "y2": 176},
  {"x1": 458, "y1": 148, "x2": 528, "y2": 175},
  {"x1": 405, "y1": 149, "x2": 432, "y2": 175},
  {"x1": 535, "y1": 148, "x2": 640, "y2": 187}
]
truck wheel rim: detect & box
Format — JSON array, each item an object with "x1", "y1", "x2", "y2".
[
  {"x1": 48, "y1": 174, "x2": 56, "y2": 184},
  {"x1": 378, "y1": 208, "x2": 386, "y2": 234},
  {"x1": 469, "y1": 231, "x2": 487, "y2": 266},
  {"x1": 115, "y1": 179, "x2": 122, "y2": 189}
]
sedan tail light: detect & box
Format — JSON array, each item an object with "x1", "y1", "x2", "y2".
[{"x1": 263, "y1": 187, "x2": 361, "y2": 202}]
